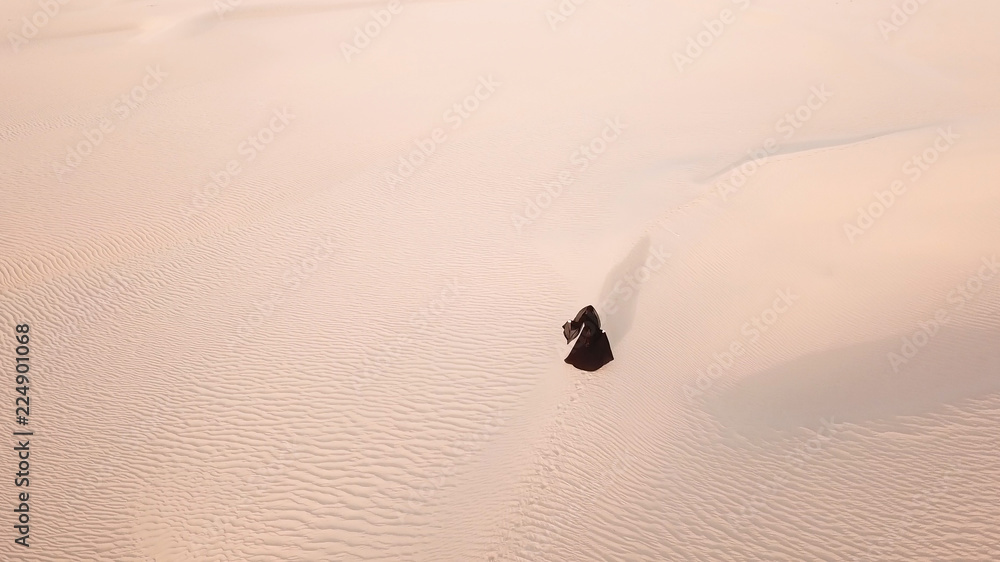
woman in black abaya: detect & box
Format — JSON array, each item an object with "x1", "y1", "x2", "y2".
[{"x1": 562, "y1": 305, "x2": 614, "y2": 371}]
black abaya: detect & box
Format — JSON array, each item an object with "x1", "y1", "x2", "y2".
[{"x1": 562, "y1": 305, "x2": 614, "y2": 371}]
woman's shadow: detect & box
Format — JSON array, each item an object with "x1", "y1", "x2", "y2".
[{"x1": 596, "y1": 236, "x2": 652, "y2": 347}]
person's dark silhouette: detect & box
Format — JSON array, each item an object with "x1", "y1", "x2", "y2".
[{"x1": 562, "y1": 305, "x2": 614, "y2": 371}]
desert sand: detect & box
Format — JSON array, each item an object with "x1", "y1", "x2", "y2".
[{"x1": 2, "y1": 0, "x2": 999, "y2": 559}]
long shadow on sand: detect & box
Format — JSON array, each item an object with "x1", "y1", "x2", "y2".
[
  {"x1": 704, "y1": 326, "x2": 1000, "y2": 435},
  {"x1": 597, "y1": 235, "x2": 651, "y2": 348}
]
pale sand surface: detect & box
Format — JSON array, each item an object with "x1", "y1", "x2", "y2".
[{"x1": 2, "y1": 0, "x2": 999, "y2": 560}]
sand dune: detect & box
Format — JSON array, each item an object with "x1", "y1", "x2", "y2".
[{"x1": 2, "y1": 0, "x2": 999, "y2": 560}]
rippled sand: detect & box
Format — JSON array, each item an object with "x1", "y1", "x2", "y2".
[{"x1": 2, "y1": 0, "x2": 999, "y2": 559}]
